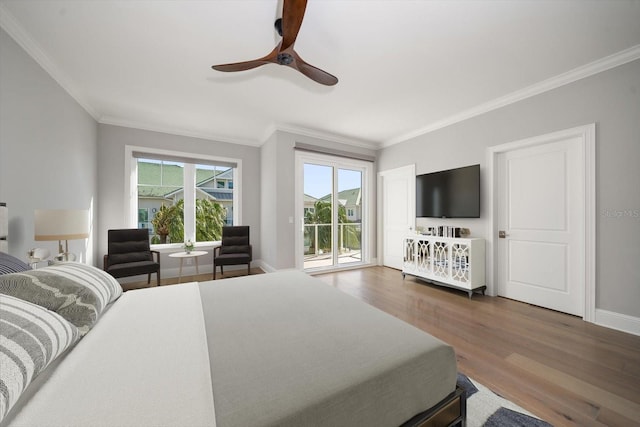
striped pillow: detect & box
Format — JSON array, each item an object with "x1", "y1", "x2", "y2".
[
  {"x1": 0, "y1": 294, "x2": 80, "y2": 421},
  {"x1": 0, "y1": 252, "x2": 31, "y2": 275},
  {"x1": 0, "y1": 262, "x2": 123, "y2": 336}
]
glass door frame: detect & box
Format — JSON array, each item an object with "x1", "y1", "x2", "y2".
[{"x1": 294, "y1": 150, "x2": 374, "y2": 272}]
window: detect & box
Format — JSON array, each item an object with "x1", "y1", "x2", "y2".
[{"x1": 126, "y1": 146, "x2": 241, "y2": 246}]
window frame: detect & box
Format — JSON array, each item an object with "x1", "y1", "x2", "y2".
[{"x1": 124, "y1": 145, "x2": 242, "y2": 250}]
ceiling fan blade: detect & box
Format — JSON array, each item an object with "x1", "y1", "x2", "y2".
[
  {"x1": 281, "y1": 0, "x2": 307, "y2": 50},
  {"x1": 212, "y1": 60, "x2": 268, "y2": 72},
  {"x1": 212, "y1": 45, "x2": 279, "y2": 72},
  {"x1": 289, "y1": 50, "x2": 338, "y2": 86}
]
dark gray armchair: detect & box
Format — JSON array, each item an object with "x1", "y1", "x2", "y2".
[
  {"x1": 104, "y1": 229, "x2": 160, "y2": 286},
  {"x1": 213, "y1": 226, "x2": 252, "y2": 279}
]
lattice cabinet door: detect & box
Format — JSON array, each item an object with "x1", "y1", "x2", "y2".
[
  {"x1": 450, "y1": 242, "x2": 471, "y2": 285},
  {"x1": 416, "y1": 239, "x2": 430, "y2": 274},
  {"x1": 431, "y1": 241, "x2": 449, "y2": 280},
  {"x1": 403, "y1": 237, "x2": 417, "y2": 273}
]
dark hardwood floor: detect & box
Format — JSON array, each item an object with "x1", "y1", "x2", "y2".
[{"x1": 126, "y1": 265, "x2": 640, "y2": 426}]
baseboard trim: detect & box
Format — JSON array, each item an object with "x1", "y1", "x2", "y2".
[
  {"x1": 255, "y1": 260, "x2": 276, "y2": 273},
  {"x1": 595, "y1": 309, "x2": 640, "y2": 337}
]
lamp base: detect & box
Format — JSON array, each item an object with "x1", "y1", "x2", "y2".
[{"x1": 54, "y1": 252, "x2": 76, "y2": 262}]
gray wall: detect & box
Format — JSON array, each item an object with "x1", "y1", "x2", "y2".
[
  {"x1": 377, "y1": 59, "x2": 640, "y2": 318},
  {"x1": 0, "y1": 28, "x2": 98, "y2": 264},
  {"x1": 260, "y1": 130, "x2": 377, "y2": 270},
  {"x1": 97, "y1": 124, "x2": 261, "y2": 270}
]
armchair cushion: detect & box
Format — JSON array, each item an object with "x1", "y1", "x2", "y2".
[
  {"x1": 107, "y1": 247, "x2": 153, "y2": 265},
  {"x1": 220, "y1": 243, "x2": 250, "y2": 255}
]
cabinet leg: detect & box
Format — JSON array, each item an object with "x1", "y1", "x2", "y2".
[
  {"x1": 468, "y1": 291, "x2": 473, "y2": 299},
  {"x1": 402, "y1": 272, "x2": 406, "y2": 279}
]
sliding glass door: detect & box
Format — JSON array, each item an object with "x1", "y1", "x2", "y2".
[
  {"x1": 337, "y1": 168, "x2": 362, "y2": 265},
  {"x1": 296, "y1": 152, "x2": 371, "y2": 271}
]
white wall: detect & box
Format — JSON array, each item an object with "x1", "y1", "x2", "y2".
[
  {"x1": 0, "y1": 28, "x2": 98, "y2": 264},
  {"x1": 377, "y1": 59, "x2": 640, "y2": 320}
]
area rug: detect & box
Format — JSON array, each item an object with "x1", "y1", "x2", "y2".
[{"x1": 459, "y1": 374, "x2": 553, "y2": 427}]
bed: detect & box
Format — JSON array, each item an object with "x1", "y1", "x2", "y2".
[{"x1": 0, "y1": 254, "x2": 464, "y2": 427}]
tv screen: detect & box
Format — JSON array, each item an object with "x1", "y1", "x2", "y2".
[{"x1": 416, "y1": 164, "x2": 480, "y2": 218}]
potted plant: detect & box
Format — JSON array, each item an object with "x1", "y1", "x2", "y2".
[{"x1": 184, "y1": 239, "x2": 194, "y2": 254}]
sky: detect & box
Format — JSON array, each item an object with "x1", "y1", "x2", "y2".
[{"x1": 304, "y1": 164, "x2": 362, "y2": 199}]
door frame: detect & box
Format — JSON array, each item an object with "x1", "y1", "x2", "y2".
[
  {"x1": 294, "y1": 151, "x2": 374, "y2": 272},
  {"x1": 486, "y1": 124, "x2": 596, "y2": 321},
  {"x1": 377, "y1": 164, "x2": 415, "y2": 268}
]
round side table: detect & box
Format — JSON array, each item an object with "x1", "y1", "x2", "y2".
[{"x1": 168, "y1": 250, "x2": 208, "y2": 283}]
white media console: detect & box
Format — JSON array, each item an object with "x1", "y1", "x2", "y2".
[{"x1": 402, "y1": 234, "x2": 486, "y2": 298}]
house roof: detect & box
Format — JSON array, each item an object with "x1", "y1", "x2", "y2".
[
  {"x1": 137, "y1": 161, "x2": 231, "y2": 198},
  {"x1": 319, "y1": 188, "x2": 361, "y2": 207},
  {"x1": 202, "y1": 190, "x2": 233, "y2": 201},
  {"x1": 3, "y1": 2, "x2": 639, "y2": 149}
]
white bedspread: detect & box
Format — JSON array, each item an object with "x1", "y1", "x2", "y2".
[{"x1": 3, "y1": 283, "x2": 216, "y2": 427}]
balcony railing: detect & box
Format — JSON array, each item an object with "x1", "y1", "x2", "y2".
[{"x1": 303, "y1": 223, "x2": 361, "y2": 257}]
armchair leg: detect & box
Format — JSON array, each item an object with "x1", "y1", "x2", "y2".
[
  {"x1": 157, "y1": 270, "x2": 161, "y2": 286},
  {"x1": 213, "y1": 265, "x2": 216, "y2": 280},
  {"x1": 247, "y1": 264, "x2": 250, "y2": 276},
  {"x1": 147, "y1": 273, "x2": 151, "y2": 285}
]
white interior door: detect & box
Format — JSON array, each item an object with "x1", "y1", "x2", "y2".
[
  {"x1": 378, "y1": 165, "x2": 415, "y2": 270},
  {"x1": 497, "y1": 137, "x2": 584, "y2": 316}
]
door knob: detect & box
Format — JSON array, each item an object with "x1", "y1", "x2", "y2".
[{"x1": 498, "y1": 230, "x2": 509, "y2": 238}]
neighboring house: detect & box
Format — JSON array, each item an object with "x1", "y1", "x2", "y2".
[
  {"x1": 197, "y1": 168, "x2": 234, "y2": 225},
  {"x1": 303, "y1": 194, "x2": 317, "y2": 217},
  {"x1": 319, "y1": 188, "x2": 362, "y2": 222},
  {"x1": 137, "y1": 162, "x2": 234, "y2": 232}
]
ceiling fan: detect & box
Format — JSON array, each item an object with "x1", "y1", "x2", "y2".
[{"x1": 211, "y1": 0, "x2": 338, "y2": 86}]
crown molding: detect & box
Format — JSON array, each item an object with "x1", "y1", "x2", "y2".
[
  {"x1": 99, "y1": 116, "x2": 263, "y2": 147},
  {"x1": 101, "y1": 117, "x2": 380, "y2": 151},
  {"x1": 382, "y1": 44, "x2": 640, "y2": 148},
  {"x1": 271, "y1": 123, "x2": 380, "y2": 150},
  {"x1": 0, "y1": 4, "x2": 100, "y2": 121}
]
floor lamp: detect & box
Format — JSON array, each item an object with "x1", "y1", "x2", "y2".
[{"x1": 35, "y1": 209, "x2": 89, "y2": 261}]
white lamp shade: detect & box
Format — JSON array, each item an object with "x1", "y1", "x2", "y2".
[{"x1": 34, "y1": 209, "x2": 89, "y2": 241}]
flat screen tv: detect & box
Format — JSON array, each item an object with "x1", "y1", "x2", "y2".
[{"x1": 416, "y1": 164, "x2": 480, "y2": 218}]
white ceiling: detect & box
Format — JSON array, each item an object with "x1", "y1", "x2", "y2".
[{"x1": 2, "y1": 1, "x2": 640, "y2": 149}]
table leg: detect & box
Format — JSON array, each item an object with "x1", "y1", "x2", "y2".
[
  {"x1": 178, "y1": 259, "x2": 183, "y2": 283},
  {"x1": 195, "y1": 256, "x2": 199, "y2": 275}
]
